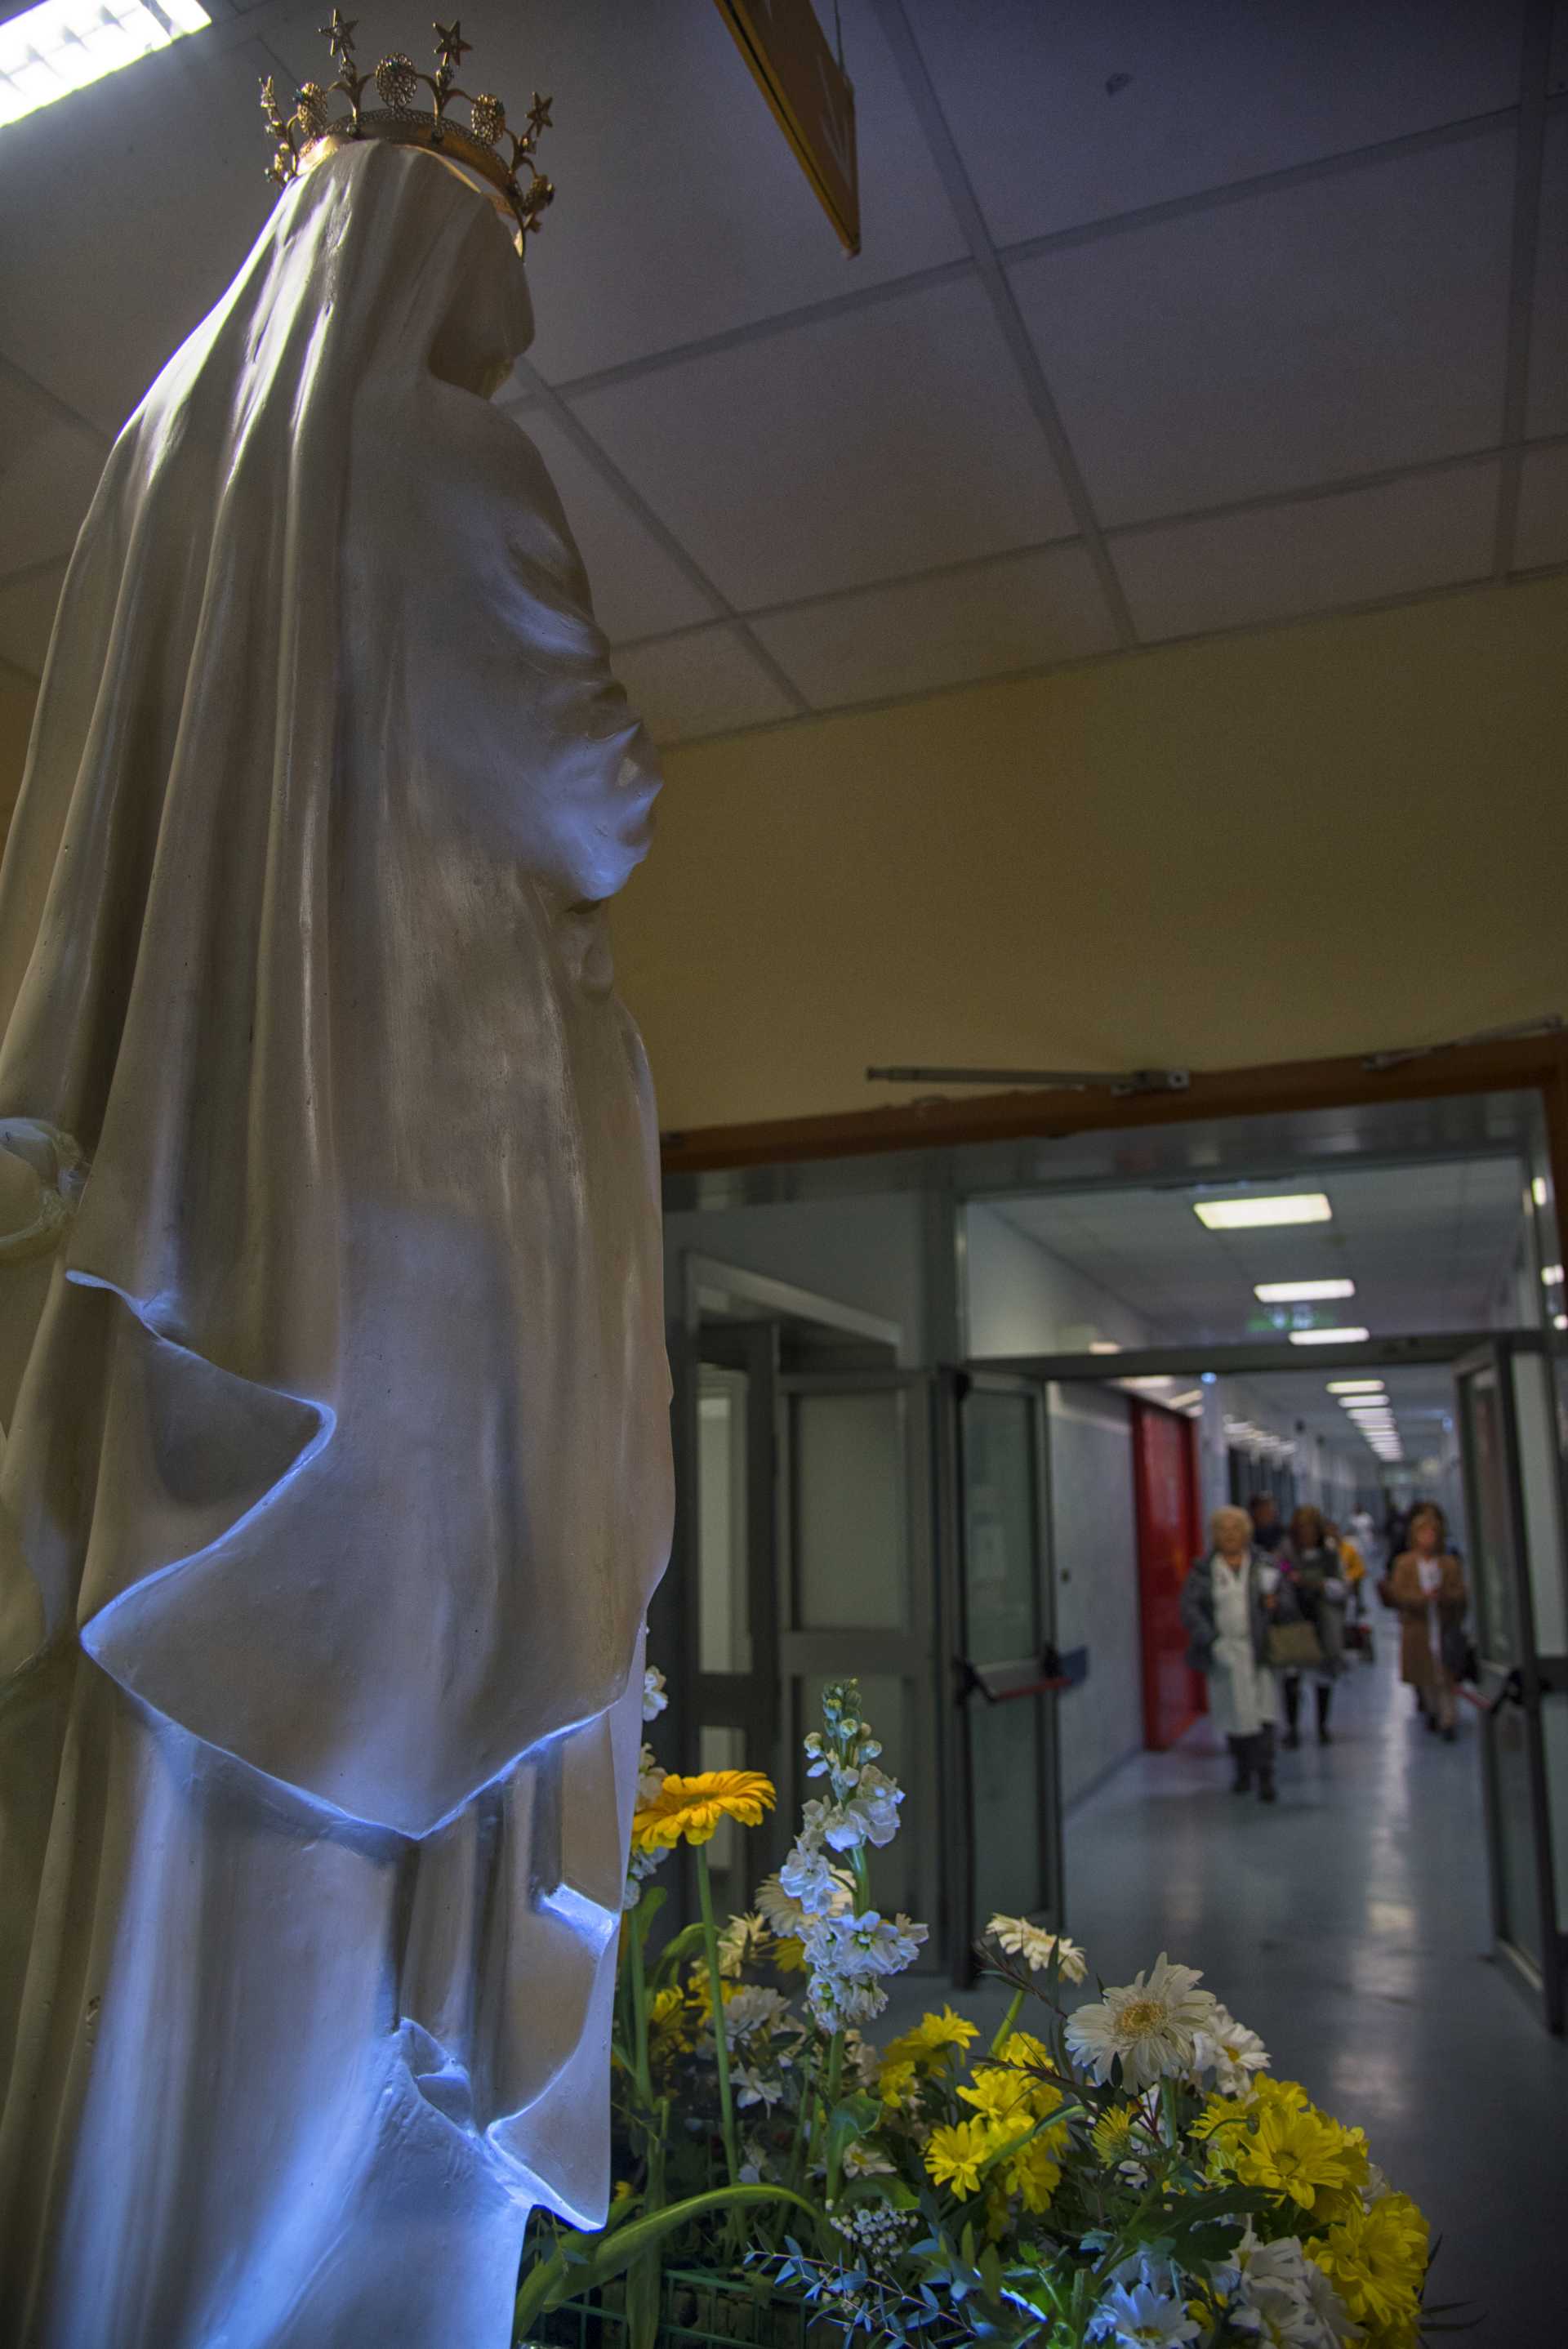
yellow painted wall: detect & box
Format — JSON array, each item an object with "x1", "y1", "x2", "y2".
[
  {"x1": 613, "y1": 576, "x2": 1568, "y2": 1133},
  {"x1": 4, "y1": 580, "x2": 1564, "y2": 1139}
]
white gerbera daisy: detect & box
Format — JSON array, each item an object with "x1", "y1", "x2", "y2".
[
  {"x1": 1067, "y1": 1952, "x2": 1218, "y2": 2091},
  {"x1": 1192, "y1": 2002, "x2": 1270, "y2": 2094},
  {"x1": 987, "y1": 1914, "x2": 1089, "y2": 1982},
  {"x1": 1089, "y1": 2276, "x2": 1200, "y2": 2345}
]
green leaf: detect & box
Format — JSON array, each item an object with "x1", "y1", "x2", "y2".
[{"x1": 648, "y1": 1920, "x2": 708, "y2": 1991}]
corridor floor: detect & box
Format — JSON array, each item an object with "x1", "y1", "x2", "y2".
[{"x1": 911, "y1": 1644, "x2": 1567, "y2": 2340}]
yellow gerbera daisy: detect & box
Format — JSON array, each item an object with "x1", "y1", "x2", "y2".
[
  {"x1": 630, "y1": 1769, "x2": 776, "y2": 1851},
  {"x1": 906, "y1": 2005, "x2": 981, "y2": 2060},
  {"x1": 1231, "y1": 2100, "x2": 1369, "y2": 2213},
  {"x1": 924, "y1": 2119, "x2": 990, "y2": 2197},
  {"x1": 1313, "y1": 2191, "x2": 1429, "y2": 2335}
]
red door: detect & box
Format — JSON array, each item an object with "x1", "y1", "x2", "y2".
[{"x1": 1131, "y1": 1401, "x2": 1206, "y2": 1750}]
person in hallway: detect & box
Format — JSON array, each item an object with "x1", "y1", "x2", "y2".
[
  {"x1": 1249, "y1": 1492, "x2": 1287, "y2": 1554},
  {"x1": 1181, "y1": 1505, "x2": 1282, "y2": 1803},
  {"x1": 1279, "y1": 1506, "x2": 1348, "y2": 1746},
  {"x1": 1349, "y1": 1504, "x2": 1379, "y2": 1573},
  {"x1": 1386, "y1": 1502, "x2": 1468, "y2": 1741}
]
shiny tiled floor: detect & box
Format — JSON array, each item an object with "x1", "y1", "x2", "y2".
[{"x1": 901, "y1": 1645, "x2": 1567, "y2": 2340}]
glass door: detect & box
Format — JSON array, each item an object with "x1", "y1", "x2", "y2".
[
  {"x1": 950, "y1": 1371, "x2": 1062, "y2": 1975},
  {"x1": 1454, "y1": 1339, "x2": 1568, "y2": 2031},
  {"x1": 777, "y1": 1369, "x2": 942, "y2": 1946}
]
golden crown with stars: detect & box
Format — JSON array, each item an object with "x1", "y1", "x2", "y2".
[{"x1": 261, "y1": 12, "x2": 554, "y2": 251}]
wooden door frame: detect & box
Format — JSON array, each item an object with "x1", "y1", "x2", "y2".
[{"x1": 660, "y1": 1032, "x2": 1568, "y2": 1217}]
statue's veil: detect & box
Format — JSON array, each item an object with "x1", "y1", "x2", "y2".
[{"x1": 0, "y1": 141, "x2": 671, "y2": 1840}]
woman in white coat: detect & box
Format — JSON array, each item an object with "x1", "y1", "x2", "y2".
[{"x1": 1180, "y1": 1504, "x2": 1284, "y2": 1803}]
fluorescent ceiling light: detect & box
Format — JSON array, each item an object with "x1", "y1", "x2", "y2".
[
  {"x1": 1542, "y1": 1264, "x2": 1564, "y2": 1287},
  {"x1": 1556, "y1": 1313, "x2": 1568, "y2": 1332},
  {"x1": 1254, "y1": 1278, "x2": 1356, "y2": 1303},
  {"x1": 1120, "y1": 1375, "x2": 1174, "y2": 1390},
  {"x1": 1168, "y1": 1389, "x2": 1204, "y2": 1409},
  {"x1": 1088, "y1": 1340, "x2": 1122, "y2": 1355},
  {"x1": 1327, "y1": 1379, "x2": 1383, "y2": 1394},
  {"x1": 0, "y1": 0, "x2": 208, "y2": 127},
  {"x1": 1193, "y1": 1193, "x2": 1332, "y2": 1230},
  {"x1": 1288, "y1": 1326, "x2": 1369, "y2": 1346},
  {"x1": 1534, "y1": 1176, "x2": 1548, "y2": 1207}
]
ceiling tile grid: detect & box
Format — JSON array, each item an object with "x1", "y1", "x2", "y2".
[
  {"x1": 568, "y1": 272, "x2": 1080, "y2": 609},
  {"x1": 0, "y1": 0, "x2": 1562, "y2": 742},
  {"x1": 1112, "y1": 460, "x2": 1501, "y2": 642}
]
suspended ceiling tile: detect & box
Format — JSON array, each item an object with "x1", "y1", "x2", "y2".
[
  {"x1": 0, "y1": 42, "x2": 274, "y2": 436},
  {"x1": 751, "y1": 542, "x2": 1116, "y2": 707},
  {"x1": 1006, "y1": 133, "x2": 1514, "y2": 528},
  {"x1": 261, "y1": 0, "x2": 965, "y2": 386},
  {"x1": 1526, "y1": 114, "x2": 1568, "y2": 438},
  {"x1": 508, "y1": 408, "x2": 719, "y2": 645},
  {"x1": 0, "y1": 561, "x2": 66, "y2": 679},
  {"x1": 0, "y1": 372, "x2": 109, "y2": 579},
  {"x1": 570, "y1": 275, "x2": 1077, "y2": 608},
  {"x1": 1515, "y1": 442, "x2": 1568, "y2": 569},
  {"x1": 1115, "y1": 462, "x2": 1499, "y2": 641},
  {"x1": 612, "y1": 625, "x2": 795, "y2": 747},
  {"x1": 901, "y1": 0, "x2": 1527, "y2": 248}
]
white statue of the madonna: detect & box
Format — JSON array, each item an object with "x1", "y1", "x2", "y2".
[{"x1": 0, "y1": 23, "x2": 671, "y2": 2345}]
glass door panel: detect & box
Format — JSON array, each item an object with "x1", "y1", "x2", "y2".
[
  {"x1": 779, "y1": 1372, "x2": 941, "y2": 1944},
  {"x1": 1456, "y1": 1341, "x2": 1566, "y2": 2030},
  {"x1": 955, "y1": 1375, "x2": 1060, "y2": 1969}
]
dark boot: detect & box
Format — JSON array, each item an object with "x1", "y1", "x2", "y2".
[
  {"x1": 1256, "y1": 1725, "x2": 1277, "y2": 1803},
  {"x1": 1228, "y1": 1735, "x2": 1252, "y2": 1793},
  {"x1": 1316, "y1": 1682, "x2": 1333, "y2": 1745},
  {"x1": 1281, "y1": 1675, "x2": 1301, "y2": 1748}
]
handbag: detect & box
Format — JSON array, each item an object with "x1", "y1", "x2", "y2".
[
  {"x1": 1265, "y1": 1619, "x2": 1325, "y2": 1672},
  {"x1": 1442, "y1": 1621, "x2": 1479, "y2": 1683}
]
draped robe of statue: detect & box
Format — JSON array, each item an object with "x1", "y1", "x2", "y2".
[{"x1": 0, "y1": 140, "x2": 672, "y2": 2348}]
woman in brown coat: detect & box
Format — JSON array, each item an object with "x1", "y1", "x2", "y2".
[{"x1": 1386, "y1": 1502, "x2": 1468, "y2": 1739}]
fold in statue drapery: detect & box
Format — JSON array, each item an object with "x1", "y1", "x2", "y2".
[{"x1": 0, "y1": 140, "x2": 672, "y2": 2346}]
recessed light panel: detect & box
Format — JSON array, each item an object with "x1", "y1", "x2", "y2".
[
  {"x1": 1288, "y1": 1326, "x2": 1369, "y2": 1346},
  {"x1": 1327, "y1": 1380, "x2": 1384, "y2": 1394},
  {"x1": 1193, "y1": 1194, "x2": 1332, "y2": 1229},
  {"x1": 1254, "y1": 1278, "x2": 1355, "y2": 1302},
  {"x1": 0, "y1": 0, "x2": 209, "y2": 129}
]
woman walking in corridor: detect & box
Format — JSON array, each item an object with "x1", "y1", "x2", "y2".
[
  {"x1": 1281, "y1": 1506, "x2": 1348, "y2": 1747},
  {"x1": 1181, "y1": 1505, "x2": 1282, "y2": 1803},
  {"x1": 1387, "y1": 1502, "x2": 1468, "y2": 1741}
]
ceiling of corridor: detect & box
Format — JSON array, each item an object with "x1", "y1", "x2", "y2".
[
  {"x1": 991, "y1": 1152, "x2": 1530, "y2": 1344},
  {"x1": 2, "y1": 1, "x2": 1566, "y2": 743}
]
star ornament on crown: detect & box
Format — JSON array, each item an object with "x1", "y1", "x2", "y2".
[{"x1": 261, "y1": 13, "x2": 555, "y2": 250}]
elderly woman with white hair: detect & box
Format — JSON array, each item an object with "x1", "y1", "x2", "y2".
[{"x1": 1180, "y1": 1505, "x2": 1285, "y2": 1803}]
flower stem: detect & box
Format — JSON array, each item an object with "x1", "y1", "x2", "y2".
[
  {"x1": 822, "y1": 2027, "x2": 846, "y2": 2204},
  {"x1": 695, "y1": 1844, "x2": 741, "y2": 2188},
  {"x1": 628, "y1": 1914, "x2": 653, "y2": 2117},
  {"x1": 989, "y1": 1986, "x2": 1027, "y2": 2057}
]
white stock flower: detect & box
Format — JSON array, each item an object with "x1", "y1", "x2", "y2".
[
  {"x1": 777, "y1": 1836, "x2": 842, "y2": 1914},
  {"x1": 1089, "y1": 2275, "x2": 1200, "y2": 2346},
  {"x1": 1218, "y1": 2231, "x2": 1354, "y2": 2349},
  {"x1": 818, "y1": 1763, "x2": 904, "y2": 1851},
  {"x1": 1067, "y1": 1953, "x2": 1218, "y2": 2091},
  {"x1": 641, "y1": 1666, "x2": 668, "y2": 1723},
  {"x1": 988, "y1": 1914, "x2": 1089, "y2": 1982},
  {"x1": 1192, "y1": 2003, "x2": 1270, "y2": 2094},
  {"x1": 622, "y1": 1839, "x2": 671, "y2": 1909},
  {"x1": 733, "y1": 2062, "x2": 788, "y2": 2111},
  {"x1": 841, "y1": 2137, "x2": 896, "y2": 2178},
  {"x1": 802, "y1": 1910, "x2": 928, "y2": 1981},
  {"x1": 636, "y1": 1743, "x2": 665, "y2": 1807}
]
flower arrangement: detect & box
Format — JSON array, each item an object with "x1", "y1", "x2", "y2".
[{"x1": 514, "y1": 1674, "x2": 1452, "y2": 2349}]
